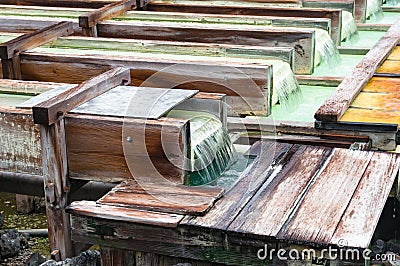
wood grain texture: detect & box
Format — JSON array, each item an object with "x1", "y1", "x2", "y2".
[
  {"x1": 0, "y1": 79, "x2": 69, "y2": 95},
  {"x1": 98, "y1": 180, "x2": 224, "y2": 215},
  {"x1": 65, "y1": 114, "x2": 190, "y2": 183},
  {"x1": 146, "y1": 3, "x2": 342, "y2": 45},
  {"x1": 97, "y1": 20, "x2": 315, "y2": 74},
  {"x1": 377, "y1": 60, "x2": 400, "y2": 74},
  {"x1": 0, "y1": 0, "x2": 117, "y2": 8},
  {"x1": 0, "y1": 21, "x2": 73, "y2": 59},
  {"x1": 362, "y1": 77, "x2": 400, "y2": 93},
  {"x1": 182, "y1": 142, "x2": 294, "y2": 230},
  {"x1": 387, "y1": 46, "x2": 400, "y2": 61},
  {"x1": 67, "y1": 201, "x2": 184, "y2": 228},
  {"x1": 277, "y1": 149, "x2": 374, "y2": 245},
  {"x1": 340, "y1": 108, "x2": 400, "y2": 125},
  {"x1": 351, "y1": 91, "x2": 400, "y2": 111},
  {"x1": 79, "y1": 0, "x2": 136, "y2": 28},
  {"x1": 0, "y1": 106, "x2": 41, "y2": 175},
  {"x1": 40, "y1": 119, "x2": 73, "y2": 260},
  {"x1": 315, "y1": 18, "x2": 400, "y2": 122},
  {"x1": 331, "y1": 152, "x2": 400, "y2": 248},
  {"x1": 32, "y1": 67, "x2": 130, "y2": 125},
  {"x1": 228, "y1": 145, "x2": 333, "y2": 237},
  {"x1": 1, "y1": 55, "x2": 21, "y2": 79}
]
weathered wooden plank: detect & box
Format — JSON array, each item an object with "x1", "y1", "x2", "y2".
[
  {"x1": 362, "y1": 76, "x2": 400, "y2": 93},
  {"x1": 32, "y1": 67, "x2": 130, "y2": 125},
  {"x1": 40, "y1": 118, "x2": 73, "y2": 260},
  {"x1": 19, "y1": 52, "x2": 272, "y2": 116},
  {"x1": 146, "y1": 3, "x2": 342, "y2": 45},
  {"x1": 387, "y1": 46, "x2": 400, "y2": 61},
  {"x1": 1, "y1": 55, "x2": 21, "y2": 79},
  {"x1": 98, "y1": 180, "x2": 224, "y2": 215},
  {"x1": 229, "y1": 145, "x2": 333, "y2": 237},
  {"x1": 0, "y1": 106, "x2": 41, "y2": 175},
  {"x1": 0, "y1": 79, "x2": 69, "y2": 95},
  {"x1": 79, "y1": 0, "x2": 135, "y2": 36},
  {"x1": 350, "y1": 91, "x2": 400, "y2": 111},
  {"x1": 377, "y1": 60, "x2": 400, "y2": 74},
  {"x1": 0, "y1": 21, "x2": 73, "y2": 59},
  {"x1": 277, "y1": 149, "x2": 374, "y2": 245},
  {"x1": 65, "y1": 114, "x2": 190, "y2": 183},
  {"x1": 315, "y1": 18, "x2": 400, "y2": 122},
  {"x1": 181, "y1": 142, "x2": 294, "y2": 230},
  {"x1": 67, "y1": 201, "x2": 184, "y2": 228},
  {"x1": 354, "y1": 0, "x2": 367, "y2": 22},
  {"x1": 79, "y1": 0, "x2": 135, "y2": 28},
  {"x1": 331, "y1": 152, "x2": 400, "y2": 248},
  {"x1": 97, "y1": 20, "x2": 315, "y2": 74},
  {"x1": 302, "y1": 0, "x2": 355, "y2": 14},
  {"x1": 0, "y1": 0, "x2": 117, "y2": 8},
  {"x1": 340, "y1": 108, "x2": 400, "y2": 125}
]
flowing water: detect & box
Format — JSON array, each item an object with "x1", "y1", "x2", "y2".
[
  {"x1": 341, "y1": 11, "x2": 359, "y2": 42},
  {"x1": 0, "y1": 94, "x2": 32, "y2": 107},
  {"x1": 167, "y1": 111, "x2": 235, "y2": 186},
  {"x1": 313, "y1": 29, "x2": 341, "y2": 67},
  {"x1": 367, "y1": 0, "x2": 384, "y2": 20}
]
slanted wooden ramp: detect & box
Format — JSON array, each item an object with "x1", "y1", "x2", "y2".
[{"x1": 68, "y1": 141, "x2": 400, "y2": 265}]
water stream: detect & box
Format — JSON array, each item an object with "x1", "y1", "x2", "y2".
[
  {"x1": 313, "y1": 29, "x2": 341, "y2": 67},
  {"x1": 341, "y1": 10, "x2": 359, "y2": 42},
  {"x1": 367, "y1": 0, "x2": 384, "y2": 20}
]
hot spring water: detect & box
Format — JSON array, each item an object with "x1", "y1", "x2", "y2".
[
  {"x1": 367, "y1": 0, "x2": 383, "y2": 19},
  {"x1": 168, "y1": 111, "x2": 235, "y2": 186},
  {"x1": 341, "y1": 11, "x2": 359, "y2": 42},
  {"x1": 313, "y1": 28, "x2": 341, "y2": 67}
]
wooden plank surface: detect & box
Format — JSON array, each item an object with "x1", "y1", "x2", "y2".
[
  {"x1": 79, "y1": 0, "x2": 135, "y2": 28},
  {"x1": 351, "y1": 91, "x2": 400, "y2": 111},
  {"x1": 97, "y1": 20, "x2": 315, "y2": 74},
  {"x1": 0, "y1": 21, "x2": 73, "y2": 59},
  {"x1": 340, "y1": 108, "x2": 400, "y2": 125},
  {"x1": 32, "y1": 67, "x2": 130, "y2": 125},
  {"x1": 331, "y1": 152, "x2": 400, "y2": 248},
  {"x1": 277, "y1": 149, "x2": 374, "y2": 245},
  {"x1": 65, "y1": 114, "x2": 190, "y2": 183},
  {"x1": 67, "y1": 201, "x2": 184, "y2": 228},
  {"x1": 0, "y1": 79, "x2": 70, "y2": 95},
  {"x1": 0, "y1": 0, "x2": 118, "y2": 8},
  {"x1": 146, "y1": 3, "x2": 342, "y2": 45},
  {"x1": 228, "y1": 145, "x2": 333, "y2": 237},
  {"x1": 387, "y1": 46, "x2": 400, "y2": 61},
  {"x1": 98, "y1": 180, "x2": 224, "y2": 215},
  {"x1": 362, "y1": 76, "x2": 400, "y2": 93},
  {"x1": 182, "y1": 142, "x2": 294, "y2": 230},
  {"x1": 376, "y1": 60, "x2": 400, "y2": 74},
  {"x1": 315, "y1": 18, "x2": 400, "y2": 122}
]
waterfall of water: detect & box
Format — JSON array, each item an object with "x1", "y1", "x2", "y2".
[
  {"x1": 268, "y1": 60, "x2": 302, "y2": 109},
  {"x1": 366, "y1": 0, "x2": 383, "y2": 20},
  {"x1": 168, "y1": 110, "x2": 235, "y2": 186},
  {"x1": 313, "y1": 29, "x2": 341, "y2": 67},
  {"x1": 341, "y1": 11, "x2": 359, "y2": 42}
]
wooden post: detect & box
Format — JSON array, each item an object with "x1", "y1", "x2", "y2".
[
  {"x1": 0, "y1": 21, "x2": 73, "y2": 79},
  {"x1": 79, "y1": 0, "x2": 136, "y2": 37},
  {"x1": 33, "y1": 67, "x2": 130, "y2": 260}
]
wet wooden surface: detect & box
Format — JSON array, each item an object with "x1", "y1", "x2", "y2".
[{"x1": 69, "y1": 141, "x2": 400, "y2": 264}]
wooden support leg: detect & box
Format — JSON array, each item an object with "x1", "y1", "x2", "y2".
[
  {"x1": 1, "y1": 56, "x2": 21, "y2": 79},
  {"x1": 101, "y1": 248, "x2": 135, "y2": 266},
  {"x1": 82, "y1": 25, "x2": 98, "y2": 37},
  {"x1": 40, "y1": 118, "x2": 73, "y2": 260},
  {"x1": 15, "y1": 194, "x2": 36, "y2": 214}
]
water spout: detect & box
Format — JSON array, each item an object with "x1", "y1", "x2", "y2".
[
  {"x1": 313, "y1": 29, "x2": 341, "y2": 67},
  {"x1": 366, "y1": 0, "x2": 384, "y2": 20}
]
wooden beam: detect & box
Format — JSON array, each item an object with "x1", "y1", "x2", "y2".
[
  {"x1": 97, "y1": 20, "x2": 315, "y2": 74},
  {"x1": 79, "y1": 0, "x2": 136, "y2": 37},
  {"x1": 146, "y1": 3, "x2": 342, "y2": 46},
  {"x1": 32, "y1": 67, "x2": 130, "y2": 126},
  {"x1": 302, "y1": 0, "x2": 355, "y2": 14},
  {"x1": 0, "y1": 21, "x2": 73, "y2": 60},
  {"x1": 0, "y1": 0, "x2": 117, "y2": 8},
  {"x1": 315, "y1": 19, "x2": 400, "y2": 122}
]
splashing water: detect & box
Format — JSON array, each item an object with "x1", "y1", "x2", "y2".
[
  {"x1": 268, "y1": 60, "x2": 302, "y2": 110},
  {"x1": 168, "y1": 111, "x2": 235, "y2": 186},
  {"x1": 366, "y1": 0, "x2": 383, "y2": 20},
  {"x1": 313, "y1": 29, "x2": 341, "y2": 67},
  {"x1": 341, "y1": 11, "x2": 359, "y2": 42}
]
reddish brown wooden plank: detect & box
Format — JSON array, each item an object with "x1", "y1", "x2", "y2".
[
  {"x1": 0, "y1": 21, "x2": 73, "y2": 59},
  {"x1": 228, "y1": 145, "x2": 333, "y2": 237},
  {"x1": 79, "y1": 0, "x2": 136, "y2": 28},
  {"x1": 0, "y1": 0, "x2": 117, "y2": 8},
  {"x1": 32, "y1": 67, "x2": 130, "y2": 125},
  {"x1": 67, "y1": 201, "x2": 184, "y2": 228},
  {"x1": 98, "y1": 180, "x2": 224, "y2": 215},
  {"x1": 277, "y1": 149, "x2": 374, "y2": 245},
  {"x1": 315, "y1": 18, "x2": 400, "y2": 122},
  {"x1": 181, "y1": 142, "x2": 294, "y2": 230},
  {"x1": 331, "y1": 152, "x2": 400, "y2": 248}
]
